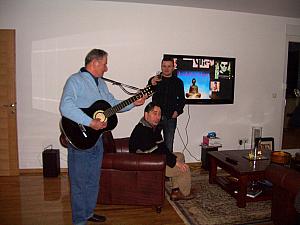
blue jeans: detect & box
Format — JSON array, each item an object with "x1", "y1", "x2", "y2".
[
  {"x1": 68, "y1": 138, "x2": 104, "y2": 225},
  {"x1": 161, "y1": 117, "x2": 177, "y2": 152}
]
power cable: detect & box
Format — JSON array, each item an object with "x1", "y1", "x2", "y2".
[{"x1": 177, "y1": 104, "x2": 201, "y2": 161}]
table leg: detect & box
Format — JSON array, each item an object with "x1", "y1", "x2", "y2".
[
  {"x1": 237, "y1": 176, "x2": 247, "y2": 208},
  {"x1": 209, "y1": 155, "x2": 217, "y2": 184}
]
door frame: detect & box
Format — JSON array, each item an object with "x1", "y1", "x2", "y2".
[{"x1": 280, "y1": 35, "x2": 300, "y2": 152}]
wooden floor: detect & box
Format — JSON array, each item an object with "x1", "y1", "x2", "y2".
[{"x1": 0, "y1": 173, "x2": 184, "y2": 225}]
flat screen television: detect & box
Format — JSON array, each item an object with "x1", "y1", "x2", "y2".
[{"x1": 164, "y1": 54, "x2": 236, "y2": 104}]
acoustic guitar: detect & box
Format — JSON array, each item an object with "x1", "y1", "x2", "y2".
[{"x1": 60, "y1": 85, "x2": 154, "y2": 150}]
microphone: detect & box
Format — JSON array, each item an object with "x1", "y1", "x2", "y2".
[{"x1": 156, "y1": 71, "x2": 162, "y2": 80}]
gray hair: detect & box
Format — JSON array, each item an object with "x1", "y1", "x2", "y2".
[{"x1": 85, "y1": 49, "x2": 108, "y2": 66}]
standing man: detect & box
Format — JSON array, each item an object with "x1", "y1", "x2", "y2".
[
  {"x1": 149, "y1": 57, "x2": 185, "y2": 152},
  {"x1": 60, "y1": 49, "x2": 145, "y2": 225},
  {"x1": 129, "y1": 102, "x2": 194, "y2": 201}
]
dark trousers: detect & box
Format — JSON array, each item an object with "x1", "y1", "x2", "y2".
[{"x1": 160, "y1": 117, "x2": 177, "y2": 152}]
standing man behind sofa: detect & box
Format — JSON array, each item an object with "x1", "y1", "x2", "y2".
[
  {"x1": 148, "y1": 57, "x2": 185, "y2": 152},
  {"x1": 60, "y1": 49, "x2": 146, "y2": 225},
  {"x1": 129, "y1": 102, "x2": 194, "y2": 201}
]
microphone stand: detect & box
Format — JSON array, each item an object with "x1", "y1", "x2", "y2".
[{"x1": 101, "y1": 77, "x2": 141, "y2": 95}]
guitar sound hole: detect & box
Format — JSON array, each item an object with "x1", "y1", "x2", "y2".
[{"x1": 93, "y1": 110, "x2": 107, "y2": 122}]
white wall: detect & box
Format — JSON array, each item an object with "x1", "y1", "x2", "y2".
[{"x1": 0, "y1": 0, "x2": 300, "y2": 168}]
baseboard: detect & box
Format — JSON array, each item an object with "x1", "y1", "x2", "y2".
[{"x1": 20, "y1": 168, "x2": 68, "y2": 175}]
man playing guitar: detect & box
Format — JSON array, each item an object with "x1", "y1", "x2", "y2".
[{"x1": 59, "y1": 49, "x2": 146, "y2": 225}]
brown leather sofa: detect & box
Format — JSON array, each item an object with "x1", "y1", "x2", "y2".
[
  {"x1": 291, "y1": 152, "x2": 300, "y2": 172},
  {"x1": 265, "y1": 163, "x2": 300, "y2": 225},
  {"x1": 97, "y1": 131, "x2": 166, "y2": 212}
]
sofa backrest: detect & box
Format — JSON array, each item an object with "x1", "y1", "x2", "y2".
[
  {"x1": 102, "y1": 131, "x2": 116, "y2": 153},
  {"x1": 114, "y1": 137, "x2": 130, "y2": 153},
  {"x1": 102, "y1": 131, "x2": 129, "y2": 153}
]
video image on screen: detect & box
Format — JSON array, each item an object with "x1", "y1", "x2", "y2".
[{"x1": 164, "y1": 54, "x2": 235, "y2": 104}]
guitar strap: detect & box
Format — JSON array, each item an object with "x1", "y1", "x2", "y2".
[
  {"x1": 80, "y1": 67, "x2": 140, "y2": 95},
  {"x1": 101, "y1": 77, "x2": 140, "y2": 91}
]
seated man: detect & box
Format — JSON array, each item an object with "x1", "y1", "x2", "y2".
[{"x1": 129, "y1": 102, "x2": 194, "y2": 201}]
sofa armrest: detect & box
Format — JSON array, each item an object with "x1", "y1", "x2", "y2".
[
  {"x1": 102, "y1": 153, "x2": 166, "y2": 171},
  {"x1": 265, "y1": 163, "x2": 300, "y2": 195}
]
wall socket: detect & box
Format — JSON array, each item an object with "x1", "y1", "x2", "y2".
[{"x1": 238, "y1": 138, "x2": 248, "y2": 145}]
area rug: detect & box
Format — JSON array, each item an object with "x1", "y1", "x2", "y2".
[{"x1": 166, "y1": 165, "x2": 272, "y2": 225}]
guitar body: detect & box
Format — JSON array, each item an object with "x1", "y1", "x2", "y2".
[
  {"x1": 60, "y1": 84, "x2": 154, "y2": 150},
  {"x1": 60, "y1": 100, "x2": 118, "y2": 150}
]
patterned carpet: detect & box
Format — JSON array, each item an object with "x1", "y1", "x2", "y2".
[{"x1": 166, "y1": 164, "x2": 272, "y2": 225}]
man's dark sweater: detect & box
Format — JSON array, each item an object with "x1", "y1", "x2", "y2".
[
  {"x1": 148, "y1": 75, "x2": 185, "y2": 119},
  {"x1": 129, "y1": 118, "x2": 177, "y2": 168}
]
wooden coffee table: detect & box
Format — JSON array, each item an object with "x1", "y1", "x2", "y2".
[{"x1": 208, "y1": 150, "x2": 272, "y2": 208}]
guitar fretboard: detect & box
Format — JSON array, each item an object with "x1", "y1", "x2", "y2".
[{"x1": 103, "y1": 86, "x2": 152, "y2": 118}]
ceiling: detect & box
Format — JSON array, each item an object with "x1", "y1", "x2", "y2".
[{"x1": 103, "y1": 0, "x2": 300, "y2": 18}]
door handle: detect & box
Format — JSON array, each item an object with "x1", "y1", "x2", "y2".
[
  {"x1": 2, "y1": 103, "x2": 16, "y2": 114},
  {"x1": 3, "y1": 103, "x2": 16, "y2": 107}
]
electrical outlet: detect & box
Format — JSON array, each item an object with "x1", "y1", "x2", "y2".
[{"x1": 238, "y1": 138, "x2": 248, "y2": 145}]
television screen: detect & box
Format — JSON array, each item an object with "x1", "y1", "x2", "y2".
[{"x1": 164, "y1": 54, "x2": 236, "y2": 104}]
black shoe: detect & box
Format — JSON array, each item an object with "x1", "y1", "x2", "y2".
[{"x1": 88, "y1": 214, "x2": 106, "y2": 222}]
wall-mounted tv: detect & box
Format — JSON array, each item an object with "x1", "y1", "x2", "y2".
[{"x1": 164, "y1": 54, "x2": 236, "y2": 104}]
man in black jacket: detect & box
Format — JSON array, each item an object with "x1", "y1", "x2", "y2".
[
  {"x1": 129, "y1": 102, "x2": 194, "y2": 201},
  {"x1": 149, "y1": 57, "x2": 185, "y2": 152}
]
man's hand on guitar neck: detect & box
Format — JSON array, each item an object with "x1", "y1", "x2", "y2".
[
  {"x1": 89, "y1": 119, "x2": 108, "y2": 130},
  {"x1": 133, "y1": 95, "x2": 147, "y2": 106}
]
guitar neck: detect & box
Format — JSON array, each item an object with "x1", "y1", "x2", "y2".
[{"x1": 104, "y1": 90, "x2": 145, "y2": 118}]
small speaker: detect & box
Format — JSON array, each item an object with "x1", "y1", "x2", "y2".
[{"x1": 42, "y1": 148, "x2": 60, "y2": 177}]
